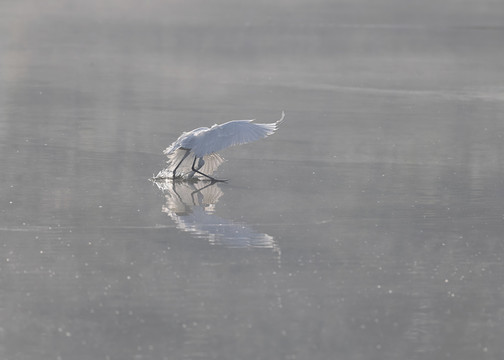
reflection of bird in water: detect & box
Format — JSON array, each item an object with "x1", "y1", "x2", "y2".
[
  {"x1": 155, "y1": 179, "x2": 224, "y2": 215},
  {"x1": 155, "y1": 111, "x2": 285, "y2": 182},
  {"x1": 153, "y1": 180, "x2": 281, "y2": 259}
]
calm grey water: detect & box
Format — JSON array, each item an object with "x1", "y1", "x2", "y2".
[{"x1": 2, "y1": 1, "x2": 504, "y2": 359}]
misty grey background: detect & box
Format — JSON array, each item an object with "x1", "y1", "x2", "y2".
[{"x1": 2, "y1": 1, "x2": 504, "y2": 359}]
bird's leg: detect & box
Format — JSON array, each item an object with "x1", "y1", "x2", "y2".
[
  {"x1": 190, "y1": 180, "x2": 216, "y2": 205},
  {"x1": 191, "y1": 157, "x2": 227, "y2": 182},
  {"x1": 172, "y1": 149, "x2": 191, "y2": 178}
]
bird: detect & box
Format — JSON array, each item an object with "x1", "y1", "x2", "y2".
[{"x1": 159, "y1": 111, "x2": 285, "y2": 182}]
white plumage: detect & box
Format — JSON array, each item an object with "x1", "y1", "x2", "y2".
[{"x1": 159, "y1": 111, "x2": 285, "y2": 181}]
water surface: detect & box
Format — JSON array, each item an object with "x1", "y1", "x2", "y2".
[{"x1": 2, "y1": 1, "x2": 504, "y2": 359}]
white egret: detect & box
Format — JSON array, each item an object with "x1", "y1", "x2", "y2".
[{"x1": 160, "y1": 111, "x2": 285, "y2": 182}]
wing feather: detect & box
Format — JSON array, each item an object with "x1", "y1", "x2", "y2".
[{"x1": 191, "y1": 111, "x2": 285, "y2": 157}]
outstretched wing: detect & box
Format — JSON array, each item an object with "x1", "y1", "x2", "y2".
[{"x1": 191, "y1": 111, "x2": 285, "y2": 157}]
